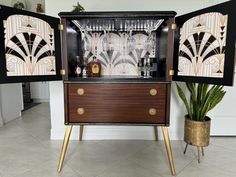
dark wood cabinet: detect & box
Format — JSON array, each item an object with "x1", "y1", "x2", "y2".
[
  {"x1": 0, "y1": 1, "x2": 235, "y2": 175},
  {"x1": 65, "y1": 83, "x2": 169, "y2": 124},
  {"x1": 58, "y1": 11, "x2": 178, "y2": 126}
]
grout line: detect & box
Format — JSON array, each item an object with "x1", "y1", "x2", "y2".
[
  {"x1": 94, "y1": 142, "x2": 162, "y2": 177},
  {"x1": 175, "y1": 158, "x2": 195, "y2": 177}
]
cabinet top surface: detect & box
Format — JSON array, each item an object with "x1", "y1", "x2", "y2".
[
  {"x1": 64, "y1": 77, "x2": 171, "y2": 84},
  {"x1": 58, "y1": 11, "x2": 177, "y2": 18}
]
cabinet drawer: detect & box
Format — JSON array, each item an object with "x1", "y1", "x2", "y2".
[{"x1": 66, "y1": 83, "x2": 167, "y2": 124}]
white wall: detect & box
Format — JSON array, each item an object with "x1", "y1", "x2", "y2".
[
  {"x1": 0, "y1": 1, "x2": 26, "y2": 126},
  {"x1": 48, "y1": 0, "x2": 231, "y2": 140},
  {"x1": 0, "y1": 0, "x2": 45, "y2": 13},
  {"x1": 30, "y1": 82, "x2": 49, "y2": 103},
  {"x1": 0, "y1": 84, "x2": 23, "y2": 125}
]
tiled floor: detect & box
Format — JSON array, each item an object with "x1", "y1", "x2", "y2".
[{"x1": 0, "y1": 103, "x2": 236, "y2": 177}]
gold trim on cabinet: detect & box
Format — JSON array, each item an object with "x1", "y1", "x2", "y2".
[
  {"x1": 169, "y1": 70, "x2": 174, "y2": 76},
  {"x1": 60, "y1": 69, "x2": 66, "y2": 76},
  {"x1": 150, "y1": 89, "x2": 157, "y2": 96},
  {"x1": 171, "y1": 23, "x2": 176, "y2": 30},
  {"x1": 77, "y1": 88, "x2": 85, "y2": 95},
  {"x1": 149, "y1": 108, "x2": 157, "y2": 116},
  {"x1": 58, "y1": 24, "x2": 64, "y2": 30},
  {"x1": 77, "y1": 108, "x2": 85, "y2": 115}
]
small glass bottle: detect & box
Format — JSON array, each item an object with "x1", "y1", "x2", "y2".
[
  {"x1": 88, "y1": 56, "x2": 101, "y2": 77},
  {"x1": 82, "y1": 66, "x2": 88, "y2": 78},
  {"x1": 75, "y1": 56, "x2": 82, "y2": 77},
  {"x1": 137, "y1": 59, "x2": 143, "y2": 77}
]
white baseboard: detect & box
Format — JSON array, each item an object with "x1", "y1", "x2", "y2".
[{"x1": 50, "y1": 125, "x2": 181, "y2": 140}]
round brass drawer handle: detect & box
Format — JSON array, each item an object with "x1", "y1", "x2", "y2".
[
  {"x1": 150, "y1": 89, "x2": 157, "y2": 96},
  {"x1": 77, "y1": 88, "x2": 84, "y2": 95},
  {"x1": 77, "y1": 108, "x2": 85, "y2": 115},
  {"x1": 149, "y1": 108, "x2": 157, "y2": 116}
]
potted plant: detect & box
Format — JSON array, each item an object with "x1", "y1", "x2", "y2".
[
  {"x1": 176, "y1": 82, "x2": 226, "y2": 162},
  {"x1": 13, "y1": 1, "x2": 25, "y2": 10},
  {"x1": 72, "y1": 2, "x2": 85, "y2": 13}
]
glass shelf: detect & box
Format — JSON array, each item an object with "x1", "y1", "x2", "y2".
[
  {"x1": 72, "y1": 19, "x2": 164, "y2": 32},
  {"x1": 66, "y1": 76, "x2": 167, "y2": 83}
]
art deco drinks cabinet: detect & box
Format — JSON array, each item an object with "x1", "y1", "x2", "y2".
[{"x1": 0, "y1": 1, "x2": 235, "y2": 176}]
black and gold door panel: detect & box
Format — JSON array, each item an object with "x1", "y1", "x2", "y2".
[
  {"x1": 173, "y1": 1, "x2": 236, "y2": 86},
  {"x1": 0, "y1": 5, "x2": 62, "y2": 83}
]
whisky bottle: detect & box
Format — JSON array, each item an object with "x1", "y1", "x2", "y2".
[
  {"x1": 75, "y1": 56, "x2": 82, "y2": 77},
  {"x1": 88, "y1": 56, "x2": 101, "y2": 77}
]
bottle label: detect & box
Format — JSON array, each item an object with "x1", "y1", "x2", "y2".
[
  {"x1": 92, "y1": 64, "x2": 99, "y2": 74},
  {"x1": 75, "y1": 66, "x2": 81, "y2": 75},
  {"x1": 82, "y1": 68, "x2": 87, "y2": 78}
]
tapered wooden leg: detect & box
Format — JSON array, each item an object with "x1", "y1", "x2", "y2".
[
  {"x1": 184, "y1": 143, "x2": 188, "y2": 154},
  {"x1": 162, "y1": 127, "x2": 176, "y2": 176},
  {"x1": 58, "y1": 125, "x2": 73, "y2": 172},
  {"x1": 154, "y1": 126, "x2": 158, "y2": 141},
  {"x1": 79, "y1": 125, "x2": 84, "y2": 141}
]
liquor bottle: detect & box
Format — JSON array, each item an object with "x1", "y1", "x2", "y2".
[
  {"x1": 75, "y1": 56, "x2": 82, "y2": 77},
  {"x1": 82, "y1": 66, "x2": 88, "y2": 78},
  {"x1": 88, "y1": 56, "x2": 101, "y2": 77}
]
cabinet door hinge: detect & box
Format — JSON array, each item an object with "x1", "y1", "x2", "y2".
[
  {"x1": 171, "y1": 23, "x2": 176, "y2": 30},
  {"x1": 169, "y1": 70, "x2": 175, "y2": 76},
  {"x1": 58, "y1": 24, "x2": 64, "y2": 30},
  {"x1": 60, "y1": 69, "x2": 66, "y2": 76}
]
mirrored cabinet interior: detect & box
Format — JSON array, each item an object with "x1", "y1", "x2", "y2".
[{"x1": 59, "y1": 12, "x2": 175, "y2": 81}]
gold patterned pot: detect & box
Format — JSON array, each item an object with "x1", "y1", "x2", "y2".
[{"x1": 184, "y1": 116, "x2": 211, "y2": 147}]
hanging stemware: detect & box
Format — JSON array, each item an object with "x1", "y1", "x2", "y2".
[
  {"x1": 127, "y1": 28, "x2": 136, "y2": 53},
  {"x1": 102, "y1": 29, "x2": 109, "y2": 52},
  {"x1": 81, "y1": 28, "x2": 91, "y2": 52},
  {"x1": 144, "y1": 28, "x2": 155, "y2": 55}
]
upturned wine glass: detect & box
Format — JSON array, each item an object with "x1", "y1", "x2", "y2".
[
  {"x1": 102, "y1": 29, "x2": 109, "y2": 52},
  {"x1": 145, "y1": 29, "x2": 155, "y2": 54},
  {"x1": 82, "y1": 29, "x2": 91, "y2": 52},
  {"x1": 127, "y1": 29, "x2": 136, "y2": 53}
]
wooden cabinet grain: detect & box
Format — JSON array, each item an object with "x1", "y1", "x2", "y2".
[{"x1": 65, "y1": 83, "x2": 170, "y2": 124}]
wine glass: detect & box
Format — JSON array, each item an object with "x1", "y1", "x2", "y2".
[
  {"x1": 81, "y1": 29, "x2": 91, "y2": 52},
  {"x1": 145, "y1": 29, "x2": 155, "y2": 54},
  {"x1": 127, "y1": 28, "x2": 136, "y2": 53},
  {"x1": 102, "y1": 29, "x2": 109, "y2": 52}
]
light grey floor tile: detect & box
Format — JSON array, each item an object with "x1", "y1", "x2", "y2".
[
  {"x1": 200, "y1": 145, "x2": 236, "y2": 173},
  {"x1": 180, "y1": 144, "x2": 236, "y2": 176},
  {"x1": 0, "y1": 121, "x2": 27, "y2": 138},
  {"x1": 98, "y1": 160, "x2": 162, "y2": 177},
  {"x1": 66, "y1": 141, "x2": 129, "y2": 177},
  {"x1": 40, "y1": 140, "x2": 81, "y2": 158},
  {"x1": 0, "y1": 135, "x2": 56, "y2": 177},
  {"x1": 97, "y1": 140, "x2": 155, "y2": 157},
  {"x1": 211, "y1": 137, "x2": 236, "y2": 152},
  {"x1": 128, "y1": 141, "x2": 194, "y2": 176},
  {"x1": 14, "y1": 159, "x2": 80, "y2": 177},
  {"x1": 177, "y1": 160, "x2": 236, "y2": 177}
]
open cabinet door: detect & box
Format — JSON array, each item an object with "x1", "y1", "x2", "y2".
[
  {"x1": 0, "y1": 5, "x2": 62, "y2": 83},
  {"x1": 173, "y1": 1, "x2": 236, "y2": 86}
]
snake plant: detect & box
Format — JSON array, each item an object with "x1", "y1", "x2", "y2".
[{"x1": 176, "y1": 82, "x2": 226, "y2": 121}]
